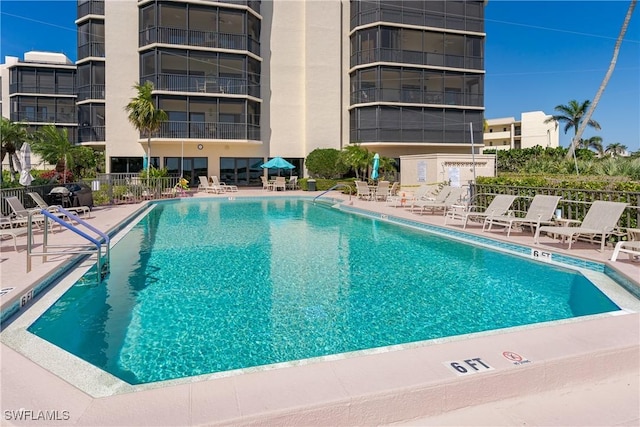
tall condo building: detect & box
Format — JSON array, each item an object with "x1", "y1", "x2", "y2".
[{"x1": 76, "y1": 0, "x2": 485, "y2": 185}]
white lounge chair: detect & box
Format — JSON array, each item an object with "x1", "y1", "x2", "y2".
[
  {"x1": 286, "y1": 176, "x2": 299, "y2": 190},
  {"x1": 534, "y1": 201, "x2": 629, "y2": 252},
  {"x1": 0, "y1": 217, "x2": 31, "y2": 252},
  {"x1": 407, "y1": 186, "x2": 452, "y2": 212},
  {"x1": 260, "y1": 175, "x2": 273, "y2": 191},
  {"x1": 611, "y1": 239, "x2": 640, "y2": 262},
  {"x1": 483, "y1": 195, "x2": 561, "y2": 237},
  {"x1": 211, "y1": 176, "x2": 238, "y2": 192},
  {"x1": 387, "y1": 184, "x2": 433, "y2": 207},
  {"x1": 413, "y1": 186, "x2": 467, "y2": 215},
  {"x1": 445, "y1": 194, "x2": 517, "y2": 229},
  {"x1": 28, "y1": 192, "x2": 91, "y2": 218},
  {"x1": 4, "y1": 196, "x2": 65, "y2": 229},
  {"x1": 198, "y1": 176, "x2": 222, "y2": 193}
]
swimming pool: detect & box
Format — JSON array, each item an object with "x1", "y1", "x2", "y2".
[{"x1": 28, "y1": 198, "x2": 620, "y2": 385}]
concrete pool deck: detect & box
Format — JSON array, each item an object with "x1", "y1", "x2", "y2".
[{"x1": 1, "y1": 189, "x2": 638, "y2": 426}]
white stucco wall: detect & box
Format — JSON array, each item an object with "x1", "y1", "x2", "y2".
[
  {"x1": 521, "y1": 111, "x2": 559, "y2": 148},
  {"x1": 400, "y1": 153, "x2": 496, "y2": 188},
  {"x1": 104, "y1": 0, "x2": 144, "y2": 162}
]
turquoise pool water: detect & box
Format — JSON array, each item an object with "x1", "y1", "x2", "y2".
[{"x1": 28, "y1": 198, "x2": 620, "y2": 385}]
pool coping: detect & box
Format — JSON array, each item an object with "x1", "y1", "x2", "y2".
[{"x1": 1, "y1": 192, "x2": 639, "y2": 425}]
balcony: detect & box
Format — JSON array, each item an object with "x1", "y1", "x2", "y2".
[
  {"x1": 158, "y1": 121, "x2": 260, "y2": 141},
  {"x1": 79, "y1": 125, "x2": 105, "y2": 142},
  {"x1": 9, "y1": 83, "x2": 76, "y2": 95},
  {"x1": 77, "y1": 84, "x2": 105, "y2": 102},
  {"x1": 77, "y1": 0, "x2": 104, "y2": 17},
  {"x1": 351, "y1": 48, "x2": 483, "y2": 70},
  {"x1": 140, "y1": 27, "x2": 260, "y2": 56},
  {"x1": 78, "y1": 42, "x2": 105, "y2": 59},
  {"x1": 148, "y1": 73, "x2": 256, "y2": 97},
  {"x1": 350, "y1": 88, "x2": 482, "y2": 107},
  {"x1": 11, "y1": 111, "x2": 76, "y2": 124}
]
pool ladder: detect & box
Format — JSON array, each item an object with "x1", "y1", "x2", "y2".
[
  {"x1": 313, "y1": 183, "x2": 352, "y2": 204},
  {"x1": 27, "y1": 207, "x2": 110, "y2": 283}
]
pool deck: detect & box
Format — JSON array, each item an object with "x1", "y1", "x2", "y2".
[{"x1": 1, "y1": 189, "x2": 638, "y2": 426}]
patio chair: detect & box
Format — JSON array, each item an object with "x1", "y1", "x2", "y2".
[
  {"x1": 445, "y1": 194, "x2": 517, "y2": 229},
  {"x1": 407, "y1": 185, "x2": 451, "y2": 212},
  {"x1": 198, "y1": 176, "x2": 221, "y2": 193},
  {"x1": 412, "y1": 186, "x2": 467, "y2": 215},
  {"x1": 387, "y1": 184, "x2": 434, "y2": 207},
  {"x1": 286, "y1": 176, "x2": 298, "y2": 190},
  {"x1": 0, "y1": 217, "x2": 31, "y2": 252},
  {"x1": 273, "y1": 176, "x2": 287, "y2": 191},
  {"x1": 611, "y1": 238, "x2": 640, "y2": 262},
  {"x1": 374, "y1": 181, "x2": 390, "y2": 201},
  {"x1": 483, "y1": 195, "x2": 561, "y2": 237},
  {"x1": 211, "y1": 176, "x2": 238, "y2": 192},
  {"x1": 355, "y1": 181, "x2": 372, "y2": 200},
  {"x1": 534, "y1": 201, "x2": 629, "y2": 252},
  {"x1": 28, "y1": 192, "x2": 91, "y2": 218},
  {"x1": 5, "y1": 196, "x2": 65, "y2": 229},
  {"x1": 388, "y1": 182, "x2": 399, "y2": 197},
  {"x1": 260, "y1": 175, "x2": 273, "y2": 191}
]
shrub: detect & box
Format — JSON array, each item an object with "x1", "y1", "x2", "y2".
[{"x1": 305, "y1": 148, "x2": 349, "y2": 179}]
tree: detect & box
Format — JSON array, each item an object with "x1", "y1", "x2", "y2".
[
  {"x1": 31, "y1": 125, "x2": 81, "y2": 183},
  {"x1": 569, "y1": 0, "x2": 637, "y2": 160},
  {"x1": 124, "y1": 81, "x2": 168, "y2": 175},
  {"x1": 545, "y1": 100, "x2": 601, "y2": 139},
  {"x1": 0, "y1": 118, "x2": 28, "y2": 183},
  {"x1": 579, "y1": 136, "x2": 604, "y2": 157},
  {"x1": 339, "y1": 144, "x2": 371, "y2": 179},
  {"x1": 305, "y1": 148, "x2": 348, "y2": 178},
  {"x1": 605, "y1": 142, "x2": 628, "y2": 157}
]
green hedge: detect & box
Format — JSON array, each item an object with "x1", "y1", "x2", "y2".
[
  {"x1": 298, "y1": 178, "x2": 356, "y2": 193},
  {"x1": 477, "y1": 174, "x2": 640, "y2": 192}
]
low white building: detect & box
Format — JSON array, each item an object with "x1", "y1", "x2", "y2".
[{"x1": 483, "y1": 111, "x2": 559, "y2": 152}]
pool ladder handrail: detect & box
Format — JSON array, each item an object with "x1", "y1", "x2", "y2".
[
  {"x1": 27, "y1": 207, "x2": 110, "y2": 283},
  {"x1": 313, "y1": 183, "x2": 352, "y2": 204}
]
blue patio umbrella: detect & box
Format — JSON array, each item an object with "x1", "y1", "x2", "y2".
[
  {"x1": 371, "y1": 153, "x2": 380, "y2": 181},
  {"x1": 261, "y1": 157, "x2": 295, "y2": 176}
]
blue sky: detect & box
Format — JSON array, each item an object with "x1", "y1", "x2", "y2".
[{"x1": 1, "y1": 0, "x2": 639, "y2": 152}]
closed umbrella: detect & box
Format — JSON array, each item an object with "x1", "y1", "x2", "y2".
[
  {"x1": 371, "y1": 153, "x2": 380, "y2": 181},
  {"x1": 261, "y1": 157, "x2": 295, "y2": 176},
  {"x1": 18, "y1": 143, "x2": 33, "y2": 186}
]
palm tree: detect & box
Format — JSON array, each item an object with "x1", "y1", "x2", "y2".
[
  {"x1": 580, "y1": 136, "x2": 604, "y2": 157},
  {"x1": 124, "y1": 81, "x2": 168, "y2": 175},
  {"x1": 568, "y1": 0, "x2": 636, "y2": 158},
  {"x1": 1, "y1": 118, "x2": 28, "y2": 183},
  {"x1": 340, "y1": 144, "x2": 371, "y2": 179},
  {"x1": 31, "y1": 125, "x2": 81, "y2": 183},
  {"x1": 605, "y1": 142, "x2": 628, "y2": 157},
  {"x1": 545, "y1": 100, "x2": 601, "y2": 140}
]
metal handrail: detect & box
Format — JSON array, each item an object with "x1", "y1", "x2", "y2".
[
  {"x1": 27, "y1": 207, "x2": 110, "y2": 283},
  {"x1": 313, "y1": 184, "x2": 352, "y2": 204}
]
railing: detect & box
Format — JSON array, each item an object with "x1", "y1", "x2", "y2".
[
  {"x1": 92, "y1": 175, "x2": 182, "y2": 205},
  {"x1": 9, "y1": 83, "x2": 76, "y2": 95},
  {"x1": 77, "y1": 84, "x2": 105, "y2": 101},
  {"x1": 351, "y1": 9, "x2": 483, "y2": 32},
  {"x1": 158, "y1": 121, "x2": 260, "y2": 140},
  {"x1": 152, "y1": 73, "x2": 251, "y2": 95},
  {"x1": 78, "y1": 125, "x2": 105, "y2": 142},
  {"x1": 78, "y1": 42, "x2": 105, "y2": 59},
  {"x1": 11, "y1": 111, "x2": 77, "y2": 124},
  {"x1": 470, "y1": 184, "x2": 640, "y2": 230},
  {"x1": 313, "y1": 184, "x2": 353, "y2": 203},
  {"x1": 77, "y1": 0, "x2": 105, "y2": 17},
  {"x1": 350, "y1": 88, "x2": 482, "y2": 107},
  {"x1": 350, "y1": 48, "x2": 483, "y2": 70},
  {"x1": 27, "y1": 207, "x2": 110, "y2": 283},
  {"x1": 140, "y1": 27, "x2": 260, "y2": 55}
]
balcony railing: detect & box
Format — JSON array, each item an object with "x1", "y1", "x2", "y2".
[
  {"x1": 9, "y1": 83, "x2": 76, "y2": 95},
  {"x1": 79, "y1": 125, "x2": 105, "y2": 142},
  {"x1": 350, "y1": 48, "x2": 483, "y2": 70},
  {"x1": 77, "y1": 84, "x2": 105, "y2": 101},
  {"x1": 158, "y1": 121, "x2": 260, "y2": 140},
  {"x1": 77, "y1": 0, "x2": 105, "y2": 17},
  {"x1": 140, "y1": 27, "x2": 260, "y2": 56},
  {"x1": 11, "y1": 112, "x2": 76, "y2": 123},
  {"x1": 351, "y1": 9, "x2": 483, "y2": 32},
  {"x1": 78, "y1": 42, "x2": 105, "y2": 59},
  {"x1": 350, "y1": 88, "x2": 482, "y2": 107},
  {"x1": 147, "y1": 73, "x2": 257, "y2": 97}
]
